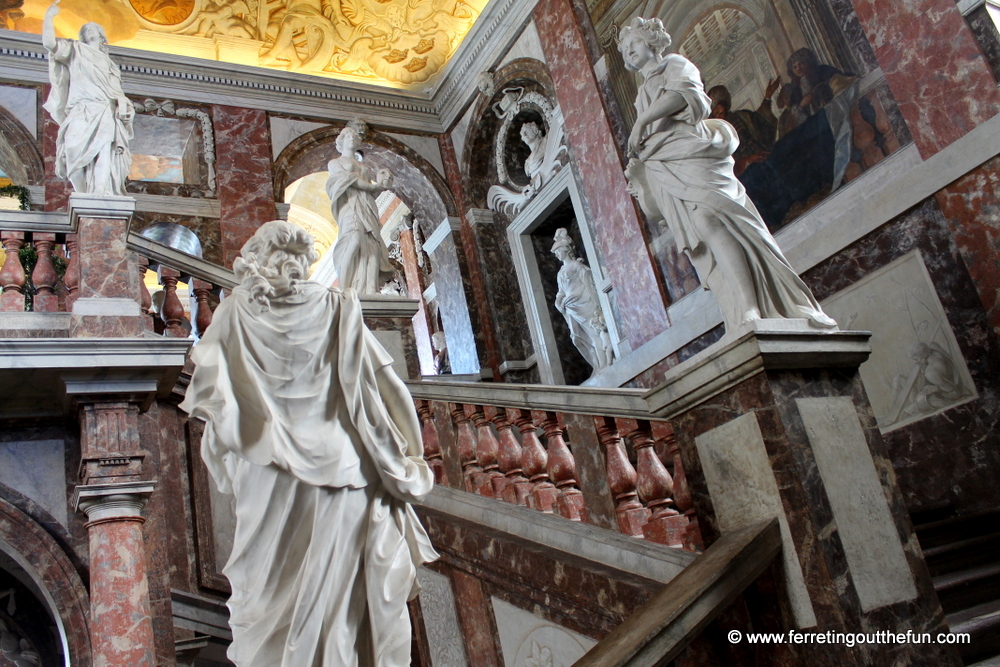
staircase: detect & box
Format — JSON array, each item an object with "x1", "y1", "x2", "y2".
[{"x1": 915, "y1": 508, "x2": 1000, "y2": 666}]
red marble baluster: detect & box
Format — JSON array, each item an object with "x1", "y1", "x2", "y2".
[
  {"x1": 595, "y1": 415, "x2": 649, "y2": 537},
  {"x1": 490, "y1": 406, "x2": 531, "y2": 505},
  {"x1": 63, "y1": 234, "x2": 80, "y2": 311},
  {"x1": 654, "y1": 422, "x2": 704, "y2": 552},
  {"x1": 158, "y1": 267, "x2": 187, "y2": 337},
  {"x1": 0, "y1": 231, "x2": 26, "y2": 311},
  {"x1": 513, "y1": 408, "x2": 558, "y2": 512},
  {"x1": 468, "y1": 404, "x2": 502, "y2": 498},
  {"x1": 31, "y1": 233, "x2": 59, "y2": 312},
  {"x1": 621, "y1": 419, "x2": 687, "y2": 548},
  {"x1": 192, "y1": 278, "x2": 215, "y2": 338},
  {"x1": 416, "y1": 400, "x2": 446, "y2": 485},
  {"x1": 135, "y1": 255, "x2": 153, "y2": 331},
  {"x1": 537, "y1": 411, "x2": 587, "y2": 522},
  {"x1": 450, "y1": 403, "x2": 482, "y2": 494}
]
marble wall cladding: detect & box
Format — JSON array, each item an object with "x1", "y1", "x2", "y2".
[
  {"x1": 416, "y1": 568, "x2": 469, "y2": 667},
  {"x1": 964, "y1": 4, "x2": 1000, "y2": 82},
  {"x1": 849, "y1": 0, "x2": 1000, "y2": 157},
  {"x1": 534, "y1": 0, "x2": 670, "y2": 349},
  {"x1": 492, "y1": 596, "x2": 596, "y2": 667},
  {"x1": 212, "y1": 106, "x2": 276, "y2": 267},
  {"x1": 41, "y1": 105, "x2": 71, "y2": 212},
  {"x1": 430, "y1": 233, "x2": 481, "y2": 375},
  {"x1": 672, "y1": 369, "x2": 957, "y2": 666},
  {"x1": 366, "y1": 317, "x2": 420, "y2": 380},
  {"x1": 802, "y1": 198, "x2": 1000, "y2": 514},
  {"x1": 130, "y1": 212, "x2": 223, "y2": 267},
  {"x1": 0, "y1": 439, "x2": 66, "y2": 528}
]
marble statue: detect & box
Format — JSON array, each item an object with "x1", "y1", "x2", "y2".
[
  {"x1": 618, "y1": 17, "x2": 837, "y2": 334},
  {"x1": 180, "y1": 220, "x2": 438, "y2": 667},
  {"x1": 42, "y1": 0, "x2": 134, "y2": 196},
  {"x1": 327, "y1": 120, "x2": 396, "y2": 295},
  {"x1": 487, "y1": 88, "x2": 568, "y2": 219},
  {"x1": 551, "y1": 228, "x2": 614, "y2": 376}
]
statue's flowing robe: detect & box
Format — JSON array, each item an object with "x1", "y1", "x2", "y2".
[
  {"x1": 43, "y1": 38, "x2": 132, "y2": 195},
  {"x1": 555, "y1": 258, "x2": 610, "y2": 372},
  {"x1": 626, "y1": 54, "x2": 834, "y2": 328},
  {"x1": 327, "y1": 158, "x2": 394, "y2": 294},
  {"x1": 180, "y1": 282, "x2": 437, "y2": 667}
]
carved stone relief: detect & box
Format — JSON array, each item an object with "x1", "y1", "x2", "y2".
[
  {"x1": 821, "y1": 250, "x2": 977, "y2": 432},
  {"x1": 416, "y1": 569, "x2": 468, "y2": 667},
  {"x1": 492, "y1": 597, "x2": 595, "y2": 667},
  {"x1": 487, "y1": 87, "x2": 568, "y2": 219}
]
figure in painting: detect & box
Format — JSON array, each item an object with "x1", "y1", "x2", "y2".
[
  {"x1": 180, "y1": 220, "x2": 438, "y2": 667},
  {"x1": 551, "y1": 228, "x2": 614, "y2": 376},
  {"x1": 708, "y1": 79, "x2": 780, "y2": 176},
  {"x1": 42, "y1": 0, "x2": 134, "y2": 196},
  {"x1": 619, "y1": 17, "x2": 836, "y2": 334},
  {"x1": 327, "y1": 119, "x2": 395, "y2": 295}
]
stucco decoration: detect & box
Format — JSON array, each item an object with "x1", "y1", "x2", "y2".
[
  {"x1": 487, "y1": 87, "x2": 568, "y2": 219},
  {"x1": 180, "y1": 220, "x2": 438, "y2": 666}
]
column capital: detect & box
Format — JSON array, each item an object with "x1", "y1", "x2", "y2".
[{"x1": 73, "y1": 481, "x2": 155, "y2": 522}]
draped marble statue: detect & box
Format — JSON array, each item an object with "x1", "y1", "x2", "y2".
[
  {"x1": 180, "y1": 220, "x2": 438, "y2": 667},
  {"x1": 42, "y1": 0, "x2": 134, "y2": 196},
  {"x1": 552, "y1": 228, "x2": 614, "y2": 376},
  {"x1": 328, "y1": 120, "x2": 395, "y2": 295},
  {"x1": 618, "y1": 17, "x2": 837, "y2": 334}
]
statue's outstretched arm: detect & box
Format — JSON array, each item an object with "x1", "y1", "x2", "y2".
[{"x1": 42, "y1": 0, "x2": 60, "y2": 53}]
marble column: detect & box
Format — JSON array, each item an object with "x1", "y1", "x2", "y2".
[
  {"x1": 68, "y1": 194, "x2": 144, "y2": 337},
  {"x1": 397, "y1": 219, "x2": 436, "y2": 375},
  {"x1": 533, "y1": 0, "x2": 669, "y2": 350},
  {"x1": 647, "y1": 324, "x2": 960, "y2": 666}
]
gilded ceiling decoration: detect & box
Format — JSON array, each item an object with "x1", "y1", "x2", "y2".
[{"x1": 5, "y1": 0, "x2": 489, "y2": 89}]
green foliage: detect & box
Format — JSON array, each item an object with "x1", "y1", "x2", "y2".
[{"x1": 0, "y1": 184, "x2": 31, "y2": 210}]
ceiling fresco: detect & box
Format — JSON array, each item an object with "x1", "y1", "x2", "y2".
[{"x1": 0, "y1": 0, "x2": 489, "y2": 89}]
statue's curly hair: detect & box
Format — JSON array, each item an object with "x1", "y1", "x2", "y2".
[
  {"x1": 233, "y1": 220, "x2": 319, "y2": 310},
  {"x1": 617, "y1": 17, "x2": 672, "y2": 58}
]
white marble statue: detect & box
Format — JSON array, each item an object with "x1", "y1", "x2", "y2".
[
  {"x1": 328, "y1": 120, "x2": 396, "y2": 295},
  {"x1": 180, "y1": 220, "x2": 438, "y2": 667},
  {"x1": 618, "y1": 17, "x2": 837, "y2": 334},
  {"x1": 42, "y1": 0, "x2": 134, "y2": 196},
  {"x1": 552, "y1": 228, "x2": 614, "y2": 376}
]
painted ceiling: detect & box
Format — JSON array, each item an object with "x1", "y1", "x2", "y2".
[{"x1": 1, "y1": 0, "x2": 489, "y2": 89}]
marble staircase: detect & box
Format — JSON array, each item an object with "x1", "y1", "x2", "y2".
[{"x1": 915, "y1": 509, "x2": 1000, "y2": 665}]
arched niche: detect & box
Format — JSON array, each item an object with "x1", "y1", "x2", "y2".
[
  {"x1": 0, "y1": 103, "x2": 44, "y2": 186},
  {"x1": 0, "y1": 494, "x2": 91, "y2": 667}
]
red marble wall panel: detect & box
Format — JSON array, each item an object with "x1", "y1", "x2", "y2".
[
  {"x1": 212, "y1": 106, "x2": 277, "y2": 267},
  {"x1": 533, "y1": 0, "x2": 669, "y2": 349},
  {"x1": 449, "y1": 567, "x2": 503, "y2": 667},
  {"x1": 935, "y1": 155, "x2": 1000, "y2": 339},
  {"x1": 41, "y1": 90, "x2": 72, "y2": 212},
  {"x1": 850, "y1": 0, "x2": 1000, "y2": 157}
]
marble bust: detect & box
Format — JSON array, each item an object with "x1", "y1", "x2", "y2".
[
  {"x1": 328, "y1": 119, "x2": 396, "y2": 295},
  {"x1": 619, "y1": 17, "x2": 837, "y2": 334},
  {"x1": 42, "y1": 0, "x2": 134, "y2": 196},
  {"x1": 552, "y1": 228, "x2": 614, "y2": 376},
  {"x1": 180, "y1": 220, "x2": 438, "y2": 666}
]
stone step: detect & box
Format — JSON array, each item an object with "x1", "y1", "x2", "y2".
[
  {"x1": 914, "y1": 509, "x2": 1000, "y2": 550},
  {"x1": 948, "y1": 599, "x2": 1000, "y2": 665},
  {"x1": 934, "y1": 563, "x2": 1000, "y2": 616},
  {"x1": 923, "y1": 531, "x2": 1000, "y2": 578}
]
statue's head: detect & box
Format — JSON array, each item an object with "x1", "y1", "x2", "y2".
[
  {"x1": 234, "y1": 220, "x2": 319, "y2": 309},
  {"x1": 551, "y1": 227, "x2": 574, "y2": 259},
  {"x1": 79, "y1": 22, "x2": 109, "y2": 54},
  {"x1": 618, "y1": 17, "x2": 671, "y2": 71},
  {"x1": 336, "y1": 118, "x2": 367, "y2": 156},
  {"x1": 520, "y1": 121, "x2": 542, "y2": 143}
]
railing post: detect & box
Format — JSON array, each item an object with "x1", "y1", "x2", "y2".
[
  {"x1": 63, "y1": 234, "x2": 80, "y2": 311},
  {"x1": 0, "y1": 231, "x2": 26, "y2": 311},
  {"x1": 191, "y1": 279, "x2": 215, "y2": 338},
  {"x1": 158, "y1": 266, "x2": 187, "y2": 337},
  {"x1": 537, "y1": 411, "x2": 587, "y2": 522},
  {"x1": 135, "y1": 255, "x2": 153, "y2": 331},
  {"x1": 621, "y1": 419, "x2": 687, "y2": 548},
  {"x1": 416, "y1": 400, "x2": 447, "y2": 484},
  {"x1": 654, "y1": 422, "x2": 704, "y2": 551},
  {"x1": 488, "y1": 406, "x2": 530, "y2": 506},
  {"x1": 512, "y1": 409, "x2": 558, "y2": 513},
  {"x1": 468, "y1": 405, "x2": 503, "y2": 497},
  {"x1": 450, "y1": 403, "x2": 482, "y2": 494},
  {"x1": 31, "y1": 233, "x2": 59, "y2": 312},
  {"x1": 595, "y1": 416, "x2": 649, "y2": 537}
]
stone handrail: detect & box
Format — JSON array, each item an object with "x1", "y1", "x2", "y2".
[{"x1": 571, "y1": 518, "x2": 781, "y2": 667}]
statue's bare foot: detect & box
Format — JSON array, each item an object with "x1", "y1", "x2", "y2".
[{"x1": 740, "y1": 309, "x2": 761, "y2": 325}]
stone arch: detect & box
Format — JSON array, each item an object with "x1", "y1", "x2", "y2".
[
  {"x1": 273, "y1": 123, "x2": 458, "y2": 231},
  {"x1": 461, "y1": 57, "x2": 557, "y2": 210},
  {"x1": 0, "y1": 103, "x2": 44, "y2": 185},
  {"x1": 0, "y1": 494, "x2": 91, "y2": 667}
]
